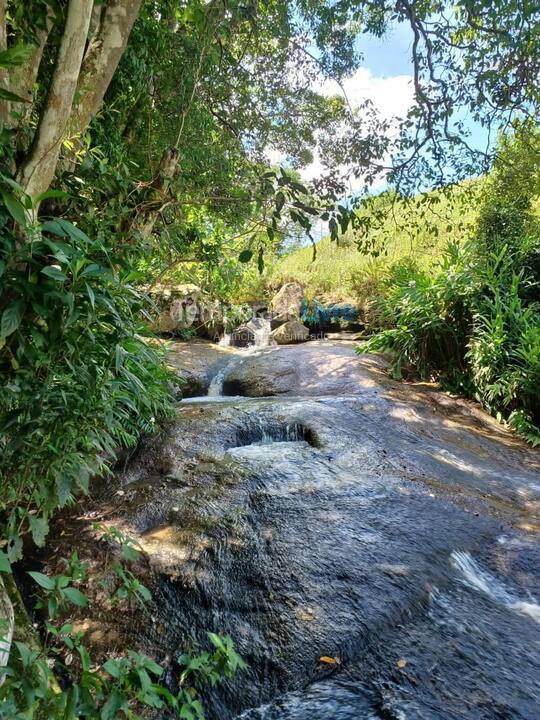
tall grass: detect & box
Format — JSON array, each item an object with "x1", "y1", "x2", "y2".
[{"x1": 267, "y1": 183, "x2": 480, "y2": 305}]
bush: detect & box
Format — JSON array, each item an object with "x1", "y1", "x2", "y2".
[
  {"x1": 360, "y1": 244, "x2": 478, "y2": 384},
  {"x1": 0, "y1": 181, "x2": 175, "y2": 561},
  {"x1": 359, "y1": 129, "x2": 540, "y2": 444}
]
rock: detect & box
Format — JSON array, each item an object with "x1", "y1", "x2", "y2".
[
  {"x1": 36, "y1": 341, "x2": 540, "y2": 719},
  {"x1": 223, "y1": 353, "x2": 298, "y2": 396},
  {"x1": 147, "y1": 283, "x2": 203, "y2": 334},
  {"x1": 166, "y1": 340, "x2": 237, "y2": 396},
  {"x1": 270, "y1": 319, "x2": 309, "y2": 345},
  {"x1": 270, "y1": 282, "x2": 304, "y2": 324},
  {"x1": 222, "y1": 342, "x2": 387, "y2": 397},
  {"x1": 197, "y1": 298, "x2": 225, "y2": 340},
  {"x1": 175, "y1": 369, "x2": 208, "y2": 398},
  {"x1": 230, "y1": 324, "x2": 255, "y2": 348}
]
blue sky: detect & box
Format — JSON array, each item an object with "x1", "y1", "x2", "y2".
[
  {"x1": 358, "y1": 24, "x2": 491, "y2": 154},
  {"x1": 358, "y1": 22, "x2": 413, "y2": 77},
  {"x1": 271, "y1": 22, "x2": 492, "y2": 193}
]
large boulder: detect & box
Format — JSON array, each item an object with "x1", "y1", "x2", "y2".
[
  {"x1": 269, "y1": 282, "x2": 304, "y2": 325},
  {"x1": 147, "y1": 284, "x2": 226, "y2": 337},
  {"x1": 147, "y1": 283, "x2": 203, "y2": 334},
  {"x1": 270, "y1": 319, "x2": 309, "y2": 345},
  {"x1": 230, "y1": 324, "x2": 255, "y2": 348}
]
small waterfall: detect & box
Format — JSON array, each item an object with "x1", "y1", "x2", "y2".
[
  {"x1": 219, "y1": 317, "x2": 273, "y2": 349},
  {"x1": 250, "y1": 317, "x2": 272, "y2": 348},
  {"x1": 451, "y1": 550, "x2": 540, "y2": 623},
  {"x1": 207, "y1": 365, "x2": 231, "y2": 396}
]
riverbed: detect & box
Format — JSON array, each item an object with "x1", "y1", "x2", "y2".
[{"x1": 46, "y1": 340, "x2": 540, "y2": 719}]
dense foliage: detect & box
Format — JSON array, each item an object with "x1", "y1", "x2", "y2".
[
  {"x1": 360, "y1": 129, "x2": 540, "y2": 444},
  {"x1": 0, "y1": 0, "x2": 539, "y2": 715},
  {"x1": 0, "y1": 183, "x2": 175, "y2": 560}
]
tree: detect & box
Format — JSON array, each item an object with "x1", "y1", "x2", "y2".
[{"x1": 0, "y1": 1, "x2": 537, "y2": 246}]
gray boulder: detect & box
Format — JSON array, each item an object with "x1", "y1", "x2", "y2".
[
  {"x1": 270, "y1": 282, "x2": 304, "y2": 325},
  {"x1": 270, "y1": 319, "x2": 309, "y2": 345},
  {"x1": 230, "y1": 324, "x2": 255, "y2": 348}
]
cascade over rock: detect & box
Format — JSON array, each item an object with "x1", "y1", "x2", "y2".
[{"x1": 40, "y1": 341, "x2": 540, "y2": 720}]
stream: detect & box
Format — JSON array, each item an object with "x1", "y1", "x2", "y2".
[{"x1": 46, "y1": 340, "x2": 540, "y2": 719}]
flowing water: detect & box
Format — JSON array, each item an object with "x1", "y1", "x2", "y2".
[
  {"x1": 49, "y1": 342, "x2": 540, "y2": 719},
  {"x1": 219, "y1": 318, "x2": 273, "y2": 351}
]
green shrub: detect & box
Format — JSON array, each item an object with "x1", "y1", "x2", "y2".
[
  {"x1": 0, "y1": 180, "x2": 175, "y2": 560},
  {"x1": 360, "y1": 244, "x2": 478, "y2": 385},
  {"x1": 359, "y1": 129, "x2": 540, "y2": 444}
]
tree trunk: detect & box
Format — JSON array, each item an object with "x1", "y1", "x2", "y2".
[
  {"x1": 9, "y1": 21, "x2": 53, "y2": 131},
  {"x1": 69, "y1": 0, "x2": 143, "y2": 136},
  {"x1": 0, "y1": 0, "x2": 8, "y2": 126},
  {"x1": 16, "y1": 0, "x2": 94, "y2": 199},
  {"x1": 0, "y1": 577, "x2": 13, "y2": 687}
]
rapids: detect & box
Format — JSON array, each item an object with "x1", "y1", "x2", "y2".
[{"x1": 45, "y1": 341, "x2": 540, "y2": 719}]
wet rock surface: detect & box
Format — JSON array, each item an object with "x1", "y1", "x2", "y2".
[
  {"x1": 222, "y1": 342, "x2": 389, "y2": 397},
  {"x1": 48, "y1": 342, "x2": 540, "y2": 719},
  {"x1": 165, "y1": 340, "x2": 236, "y2": 396}
]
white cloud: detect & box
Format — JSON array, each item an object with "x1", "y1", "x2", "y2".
[
  {"x1": 302, "y1": 67, "x2": 414, "y2": 184},
  {"x1": 265, "y1": 67, "x2": 414, "y2": 189}
]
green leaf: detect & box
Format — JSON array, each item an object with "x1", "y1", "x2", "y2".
[
  {"x1": 238, "y1": 249, "x2": 253, "y2": 263},
  {"x1": 103, "y1": 659, "x2": 120, "y2": 678},
  {"x1": 121, "y1": 543, "x2": 140, "y2": 562},
  {"x1": 1, "y1": 301, "x2": 23, "y2": 337},
  {"x1": 56, "y1": 475, "x2": 73, "y2": 507},
  {"x1": 1, "y1": 189, "x2": 26, "y2": 225},
  {"x1": 28, "y1": 515, "x2": 49, "y2": 547},
  {"x1": 78, "y1": 645, "x2": 91, "y2": 672},
  {"x1": 28, "y1": 571, "x2": 55, "y2": 591},
  {"x1": 56, "y1": 219, "x2": 90, "y2": 242},
  {"x1": 34, "y1": 189, "x2": 69, "y2": 203},
  {"x1": 15, "y1": 641, "x2": 39, "y2": 669},
  {"x1": 62, "y1": 587, "x2": 88, "y2": 607},
  {"x1": 42, "y1": 220, "x2": 68, "y2": 236},
  {"x1": 41, "y1": 266, "x2": 68, "y2": 282},
  {"x1": 0, "y1": 552, "x2": 11, "y2": 574},
  {"x1": 101, "y1": 690, "x2": 127, "y2": 720},
  {"x1": 0, "y1": 44, "x2": 35, "y2": 69},
  {"x1": 7, "y1": 537, "x2": 22, "y2": 563},
  {"x1": 85, "y1": 283, "x2": 95, "y2": 309}
]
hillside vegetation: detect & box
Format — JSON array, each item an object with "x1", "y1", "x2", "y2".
[
  {"x1": 361, "y1": 130, "x2": 540, "y2": 444},
  {"x1": 267, "y1": 183, "x2": 481, "y2": 306}
]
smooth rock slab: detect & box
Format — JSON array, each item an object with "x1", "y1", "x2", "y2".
[{"x1": 43, "y1": 341, "x2": 540, "y2": 720}]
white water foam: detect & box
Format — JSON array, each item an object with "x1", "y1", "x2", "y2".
[
  {"x1": 207, "y1": 364, "x2": 231, "y2": 396},
  {"x1": 451, "y1": 550, "x2": 540, "y2": 624},
  {"x1": 219, "y1": 318, "x2": 273, "y2": 349}
]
